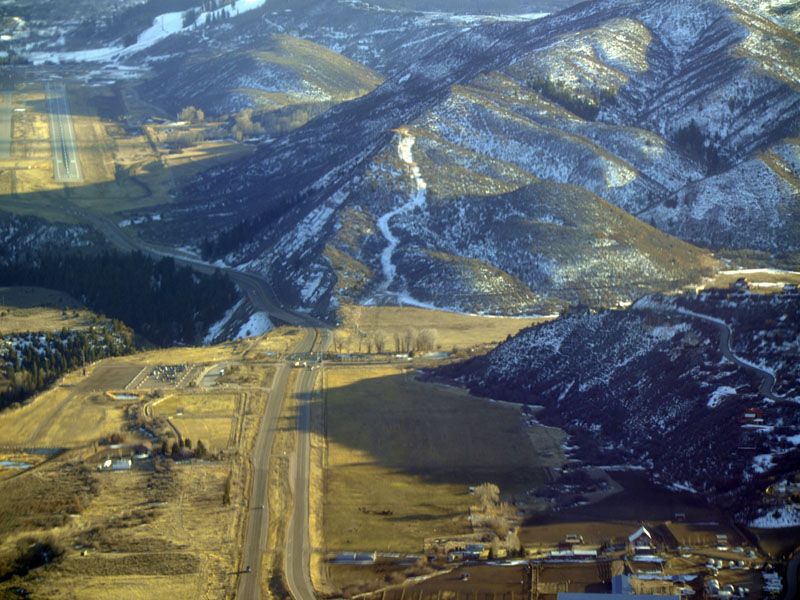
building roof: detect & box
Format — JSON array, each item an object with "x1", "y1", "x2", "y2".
[
  {"x1": 612, "y1": 574, "x2": 633, "y2": 595},
  {"x1": 628, "y1": 525, "x2": 653, "y2": 543}
]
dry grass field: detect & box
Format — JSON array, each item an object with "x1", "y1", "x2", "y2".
[
  {"x1": 0, "y1": 360, "x2": 142, "y2": 447},
  {"x1": 0, "y1": 79, "x2": 256, "y2": 228},
  {"x1": 320, "y1": 365, "x2": 564, "y2": 554},
  {"x1": 0, "y1": 325, "x2": 293, "y2": 597},
  {"x1": 0, "y1": 456, "x2": 245, "y2": 599},
  {"x1": 343, "y1": 563, "x2": 531, "y2": 600},
  {"x1": 335, "y1": 305, "x2": 550, "y2": 355},
  {"x1": 242, "y1": 326, "x2": 308, "y2": 360},
  {"x1": 700, "y1": 268, "x2": 800, "y2": 293},
  {"x1": 152, "y1": 392, "x2": 243, "y2": 452},
  {"x1": 0, "y1": 286, "x2": 95, "y2": 334}
]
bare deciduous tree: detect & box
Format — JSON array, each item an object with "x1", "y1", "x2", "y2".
[
  {"x1": 232, "y1": 108, "x2": 264, "y2": 141},
  {"x1": 178, "y1": 105, "x2": 205, "y2": 123},
  {"x1": 373, "y1": 331, "x2": 386, "y2": 354},
  {"x1": 416, "y1": 328, "x2": 438, "y2": 352},
  {"x1": 474, "y1": 482, "x2": 500, "y2": 511}
]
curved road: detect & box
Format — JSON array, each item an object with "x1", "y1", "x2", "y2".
[
  {"x1": 641, "y1": 302, "x2": 785, "y2": 401},
  {"x1": 64, "y1": 204, "x2": 328, "y2": 328},
  {"x1": 674, "y1": 307, "x2": 785, "y2": 401}
]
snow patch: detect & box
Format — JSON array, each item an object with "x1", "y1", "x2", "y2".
[
  {"x1": 236, "y1": 311, "x2": 273, "y2": 339},
  {"x1": 752, "y1": 453, "x2": 774, "y2": 474},
  {"x1": 376, "y1": 129, "x2": 428, "y2": 293},
  {"x1": 750, "y1": 504, "x2": 800, "y2": 529},
  {"x1": 203, "y1": 300, "x2": 243, "y2": 345},
  {"x1": 707, "y1": 386, "x2": 737, "y2": 408}
]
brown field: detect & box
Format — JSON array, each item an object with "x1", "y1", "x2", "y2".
[
  {"x1": 321, "y1": 365, "x2": 564, "y2": 554},
  {"x1": 749, "y1": 525, "x2": 800, "y2": 558},
  {"x1": 152, "y1": 392, "x2": 242, "y2": 452},
  {"x1": 334, "y1": 305, "x2": 550, "y2": 354},
  {"x1": 242, "y1": 326, "x2": 309, "y2": 360},
  {"x1": 521, "y1": 472, "x2": 727, "y2": 549},
  {"x1": 0, "y1": 360, "x2": 143, "y2": 447},
  {"x1": 0, "y1": 329, "x2": 281, "y2": 597},
  {"x1": 0, "y1": 79, "x2": 255, "y2": 228},
  {"x1": 700, "y1": 268, "x2": 800, "y2": 293},
  {"x1": 0, "y1": 298, "x2": 97, "y2": 335},
  {"x1": 0, "y1": 457, "x2": 244, "y2": 599}
]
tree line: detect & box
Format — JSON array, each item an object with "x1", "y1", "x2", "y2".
[
  {"x1": 0, "y1": 250, "x2": 237, "y2": 346},
  {"x1": 332, "y1": 327, "x2": 439, "y2": 354}
]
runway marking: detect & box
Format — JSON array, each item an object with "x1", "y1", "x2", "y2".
[{"x1": 46, "y1": 82, "x2": 83, "y2": 182}]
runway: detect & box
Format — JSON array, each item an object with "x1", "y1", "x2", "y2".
[{"x1": 46, "y1": 82, "x2": 82, "y2": 182}]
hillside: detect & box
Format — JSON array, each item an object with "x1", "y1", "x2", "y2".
[
  {"x1": 436, "y1": 285, "x2": 800, "y2": 514},
  {"x1": 10, "y1": 0, "x2": 800, "y2": 318},
  {"x1": 140, "y1": 34, "x2": 384, "y2": 122},
  {"x1": 143, "y1": 0, "x2": 800, "y2": 316}
]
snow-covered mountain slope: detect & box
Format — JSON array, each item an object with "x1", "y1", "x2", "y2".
[
  {"x1": 437, "y1": 286, "x2": 800, "y2": 511},
  {"x1": 140, "y1": 33, "x2": 383, "y2": 118},
  {"x1": 139, "y1": 0, "x2": 800, "y2": 317}
]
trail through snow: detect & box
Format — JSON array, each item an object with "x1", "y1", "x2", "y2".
[{"x1": 377, "y1": 129, "x2": 428, "y2": 291}]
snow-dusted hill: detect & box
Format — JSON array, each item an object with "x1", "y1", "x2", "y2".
[
  {"x1": 140, "y1": 0, "x2": 799, "y2": 316},
  {"x1": 437, "y1": 285, "x2": 800, "y2": 511},
  {"x1": 19, "y1": 0, "x2": 798, "y2": 317},
  {"x1": 141, "y1": 33, "x2": 383, "y2": 119}
]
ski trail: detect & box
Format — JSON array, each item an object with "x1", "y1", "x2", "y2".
[{"x1": 377, "y1": 129, "x2": 428, "y2": 291}]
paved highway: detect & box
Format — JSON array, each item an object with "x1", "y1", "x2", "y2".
[
  {"x1": 285, "y1": 330, "x2": 331, "y2": 600},
  {"x1": 0, "y1": 91, "x2": 11, "y2": 158},
  {"x1": 46, "y1": 82, "x2": 82, "y2": 182},
  {"x1": 237, "y1": 328, "x2": 319, "y2": 600}
]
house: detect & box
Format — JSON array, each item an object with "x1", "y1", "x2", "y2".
[
  {"x1": 562, "y1": 533, "x2": 585, "y2": 547},
  {"x1": 732, "y1": 278, "x2": 750, "y2": 291},
  {"x1": 99, "y1": 458, "x2": 132, "y2": 471},
  {"x1": 463, "y1": 544, "x2": 489, "y2": 560},
  {"x1": 740, "y1": 407, "x2": 765, "y2": 425},
  {"x1": 333, "y1": 552, "x2": 376, "y2": 565},
  {"x1": 627, "y1": 526, "x2": 654, "y2": 554},
  {"x1": 111, "y1": 458, "x2": 132, "y2": 471}
]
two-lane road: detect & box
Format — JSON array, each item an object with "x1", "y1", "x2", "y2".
[
  {"x1": 285, "y1": 330, "x2": 331, "y2": 600},
  {"x1": 238, "y1": 328, "x2": 320, "y2": 600}
]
